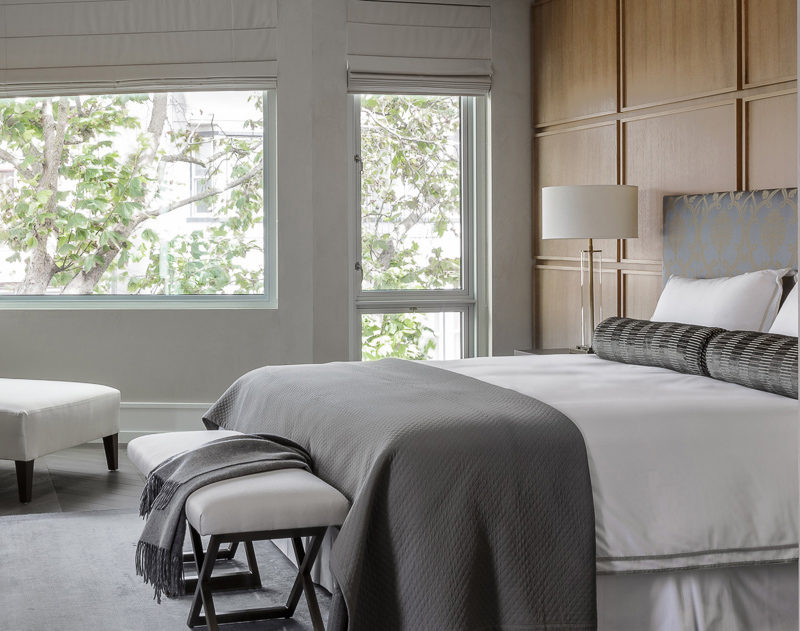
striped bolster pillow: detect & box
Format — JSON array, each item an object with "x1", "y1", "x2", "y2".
[
  {"x1": 593, "y1": 317, "x2": 724, "y2": 376},
  {"x1": 705, "y1": 331, "x2": 798, "y2": 399}
]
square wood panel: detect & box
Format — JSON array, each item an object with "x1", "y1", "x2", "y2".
[
  {"x1": 744, "y1": 0, "x2": 797, "y2": 86},
  {"x1": 622, "y1": 271, "x2": 662, "y2": 320},
  {"x1": 623, "y1": 103, "x2": 739, "y2": 262},
  {"x1": 533, "y1": 0, "x2": 617, "y2": 125},
  {"x1": 623, "y1": 0, "x2": 737, "y2": 108},
  {"x1": 745, "y1": 92, "x2": 798, "y2": 189},
  {"x1": 534, "y1": 266, "x2": 618, "y2": 349},
  {"x1": 535, "y1": 123, "x2": 618, "y2": 259}
]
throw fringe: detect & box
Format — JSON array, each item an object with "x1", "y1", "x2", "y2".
[
  {"x1": 135, "y1": 540, "x2": 184, "y2": 604},
  {"x1": 139, "y1": 473, "x2": 165, "y2": 517},
  {"x1": 149, "y1": 479, "x2": 182, "y2": 512}
]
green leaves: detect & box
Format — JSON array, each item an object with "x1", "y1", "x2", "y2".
[
  {"x1": 67, "y1": 213, "x2": 89, "y2": 230},
  {"x1": 83, "y1": 254, "x2": 100, "y2": 273},
  {"x1": 127, "y1": 177, "x2": 145, "y2": 198},
  {"x1": 0, "y1": 91, "x2": 266, "y2": 296},
  {"x1": 359, "y1": 94, "x2": 461, "y2": 293},
  {"x1": 359, "y1": 94, "x2": 463, "y2": 360},
  {"x1": 361, "y1": 313, "x2": 437, "y2": 361}
]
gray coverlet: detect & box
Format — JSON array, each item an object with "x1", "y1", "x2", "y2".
[{"x1": 203, "y1": 358, "x2": 596, "y2": 631}]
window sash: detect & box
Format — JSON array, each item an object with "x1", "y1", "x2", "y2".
[
  {"x1": 0, "y1": 88, "x2": 277, "y2": 309},
  {"x1": 359, "y1": 305, "x2": 471, "y2": 361},
  {"x1": 351, "y1": 94, "x2": 487, "y2": 360}
]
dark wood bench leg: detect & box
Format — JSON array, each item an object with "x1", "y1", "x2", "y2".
[
  {"x1": 102, "y1": 433, "x2": 119, "y2": 471},
  {"x1": 188, "y1": 536, "x2": 221, "y2": 630},
  {"x1": 15, "y1": 460, "x2": 34, "y2": 503},
  {"x1": 291, "y1": 535, "x2": 326, "y2": 631},
  {"x1": 185, "y1": 528, "x2": 327, "y2": 630}
]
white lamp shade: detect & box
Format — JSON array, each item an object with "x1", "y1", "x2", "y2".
[{"x1": 541, "y1": 185, "x2": 638, "y2": 239}]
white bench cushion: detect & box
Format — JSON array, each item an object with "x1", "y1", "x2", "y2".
[
  {"x1": 186, "y1": 468, "x2": 349, "y2": 535},
  {"x1": 128, "y1": 430, "x2": 350, "y2": 535},
  {"x1": 127, "y1": 430, "x2": 242, "y2": 476},
  {"x1": 0, "y1": 379, "x2": 119, "y2": 462}
]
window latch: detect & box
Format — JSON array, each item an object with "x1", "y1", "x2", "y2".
[{"x1": 354, "y1": 154, "x2": 363, "y2": 173}]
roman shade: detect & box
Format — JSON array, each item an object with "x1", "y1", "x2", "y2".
[
  {"x1": 0, "y1": 0, "x2": 278, "y2": 97},
  {"x1": 347, "y1": 0, "x2": 493, "y2": 95}
]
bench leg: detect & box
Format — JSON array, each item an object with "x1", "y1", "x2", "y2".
[
  {"x1": 291, "y1": 535, "x2": 326, "y2": 631},
  {"x1": 15, "y1": 460, "x2": 33, "y2": 503},
  {"x1": 102, "y1": 433, "x2": 118, "y2": 471},
  {"x1": 193, "y1": 536, "x2": 221, "y2": 631},
  {"x1": 183, "y1": 526, "x2": 260, "y2": 596},
  {"x1": 186, "y1": 528, "x2": 327, "y2": 631}
]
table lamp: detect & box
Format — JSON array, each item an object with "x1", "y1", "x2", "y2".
[{"x1": 541, "y1": 185, "x2": 638, "y2": 351}]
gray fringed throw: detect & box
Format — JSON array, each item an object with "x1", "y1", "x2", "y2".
[{"x1": 136, "y1": 433, "x2": 311, "y2": 602}]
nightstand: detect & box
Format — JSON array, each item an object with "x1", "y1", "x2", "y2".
[{"x1": 514, "y1": 348, "x2": 572, "y2": 356}]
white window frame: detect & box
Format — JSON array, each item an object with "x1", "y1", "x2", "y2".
[
  {"x1": 348, "y1": 94, "x2": 489, "y2": 360},
  {"x1": 0, "y1": 88, "x2": 278, "y2": 310}
]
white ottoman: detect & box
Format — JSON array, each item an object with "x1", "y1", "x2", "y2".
[
  {"x1": 0, "y1": 378, "x2": 120, "y2": 503},
  {"x1": 128, "y1": 431, "x2": 349, "y2": 631}
]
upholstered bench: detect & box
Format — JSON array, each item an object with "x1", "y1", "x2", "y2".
[
  {"x1": 128, "y1": 431, "x2": 349, "y2": 631},
  {"x1": 0, "y1": 378, "x2": 120, "y2": 503}
]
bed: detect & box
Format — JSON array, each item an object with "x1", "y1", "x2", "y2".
[{"x1": 204, "y1": 188, "x2": 799, "y2": 630}]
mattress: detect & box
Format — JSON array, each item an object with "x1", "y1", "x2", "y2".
[{"x1": 431, "y1": 354, "x2": 799, "y2": 574}]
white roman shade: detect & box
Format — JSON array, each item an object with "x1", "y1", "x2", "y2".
[
  {"x1": 0, "y1": 0, "x2": 278, "y2": 97},
  {"x1": 347, "y1": 0, "x2": 492, "y2": 95}
]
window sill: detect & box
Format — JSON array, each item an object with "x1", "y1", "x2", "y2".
[{"x1": 0, "y1": 295, "x2": 277, "y2": 310}]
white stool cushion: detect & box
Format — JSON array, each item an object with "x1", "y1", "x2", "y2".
[
  {"x1": 185, "y1": 469, "x2": 350, "y2": 536},
  {"x1": 0, "y1": 379, "x2": 119, "y2": 462},
  {"x1": 127, "y1": 430, "x2": 242, "y2": 476}
]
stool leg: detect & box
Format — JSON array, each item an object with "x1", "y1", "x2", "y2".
[
  {"x1": 219, "y1": 541, "x2": 239, "y2": 560},
  {"x1": 285, "y1": 539, "x2": 306, "y2": 616},
  {"x1": 291, "y1": 534, "x2": 326, "y2": 631},
  {"x1": 188, "y1": 536, "x2": 220, "y2": 630},
  {"x1": 102, "y1": 434, "x2": 118, "y2": 471},
  {"x1": 14, "y1": 460, "x2": 34, "y2": 503},
  {"x1": 244, "y1": 540, "x2": 262, "y2": 589},
  {"x1": 186, "y1": 527, "x2": 207, "y2": 625}
]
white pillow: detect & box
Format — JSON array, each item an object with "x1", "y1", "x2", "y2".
[
  {"x1": 651, "y1": 269, "x2": 788, "y2": 332},
  {"x1": 768, "y1": 283, "x2": 798, "y2": 337}
]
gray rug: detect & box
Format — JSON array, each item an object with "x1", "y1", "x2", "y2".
[{"x1": 0, "y1": 510, "x2": 330, "y2": 631}]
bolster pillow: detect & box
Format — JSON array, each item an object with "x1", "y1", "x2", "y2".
[
  {"x1": 705, "y1": 331, "x2": 798, "y2": 399},
  {"x1": 593, "y1": 317, "x2": 724, "y2": 376}
]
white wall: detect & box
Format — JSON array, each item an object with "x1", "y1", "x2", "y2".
[
  {"x1": 0, "y1": 0, "x2": 533, "y2": 434},
  {"x1": 490, "y1": 0, "x2": 533, "y2": 355}
]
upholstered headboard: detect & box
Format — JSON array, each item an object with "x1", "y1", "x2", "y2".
[{"x1": 662, "y1": 188, "x2": 798, "y2": 283}]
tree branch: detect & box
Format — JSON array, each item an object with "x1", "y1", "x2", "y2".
[
  {"x1": 137, "y1": 159, "x2": 263, "y2": 222},
  {"x1": 0, "y1": 148, "x2": 35, "y2": 179},
  {"x1": 160, "y1": 147, "x2": 244, "y2": 168},
  {"x1": 65, "y1": 155, "x2": 263, "y2": 294}
]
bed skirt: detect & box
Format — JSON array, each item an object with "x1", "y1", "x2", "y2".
[
  {"x1": 274, "y1": 537, "x2": 796, "y2": 631},
  {"x1": 598, "y1": 563, "x2": 797, "y2": 631}
]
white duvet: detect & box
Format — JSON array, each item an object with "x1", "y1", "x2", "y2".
[{"x1": 431, "y1": 354, "x2": 799, "y2": 574}]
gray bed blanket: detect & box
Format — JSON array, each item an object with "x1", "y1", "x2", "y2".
[{"x1": 203, "y1": 358, "x2": 596, "y2": 631}]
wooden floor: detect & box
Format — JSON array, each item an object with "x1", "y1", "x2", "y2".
[{"x1": 0, "y1": 444, "x2": 142, "y2": 516}]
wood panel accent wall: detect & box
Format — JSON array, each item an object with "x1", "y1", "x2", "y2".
[{"x1": 532, "y1": 0, "x2": 797, "y2": 349}]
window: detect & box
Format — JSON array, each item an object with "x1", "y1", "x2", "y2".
[
  {"x1": 352, "y1": 94, "x2": 487, "y2": 361},
  {"x1": 0, "y1": 90, "x2": 275, "y2": 304}
]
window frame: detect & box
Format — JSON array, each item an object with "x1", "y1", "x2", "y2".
[
  {"x1": 349, "y1": 94, "x2": 489, "y2": 360},
  {"x1": 0, "y1": 88, "x2": 278, "y2": 310}
]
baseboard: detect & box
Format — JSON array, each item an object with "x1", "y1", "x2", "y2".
[{"x1": 114, "y1": 402, "x2": 214, "y2": 444}]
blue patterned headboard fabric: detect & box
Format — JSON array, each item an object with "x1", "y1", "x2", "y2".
[{"x1": 662, "y1": 188, "x2": 797, "y2": 283}]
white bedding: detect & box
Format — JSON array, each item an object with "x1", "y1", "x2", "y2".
[{"x1": 431, "y1": 354, "x2": 799, "y2": 573}]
